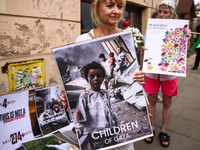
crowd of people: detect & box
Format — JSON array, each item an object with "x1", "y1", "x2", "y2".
[{"x1": 59, "y1": 0, "x2": 192, "y2": 149}]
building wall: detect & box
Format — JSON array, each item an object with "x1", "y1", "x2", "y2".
[
  {"x1": 128, "y1": 0, "x2": 162, "y2": 34},
  {"x1": 0, "y1": 0, "x2": 162, "y2": 95},
  {"x1": 0, "y1": 0, "x2": 80, "y2": 95}
]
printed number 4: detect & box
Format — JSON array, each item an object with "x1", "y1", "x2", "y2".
[{"x1": 2, "y1": 98, "x2": 7, "y2": 108}]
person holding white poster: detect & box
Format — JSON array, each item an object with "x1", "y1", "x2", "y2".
[
  {"x1": 75, "y1": 0, "x2": 146, "y2": 149},
  {"x1": 144, "y1": 0, "x2": 191, "y2": 147}
]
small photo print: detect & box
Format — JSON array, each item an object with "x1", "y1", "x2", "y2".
[
  {"x1": 22, "y1": 134, "x2": 79, "y2": 150},
  {"x1": 35, "y1": 85, "x2": 70, "y2": 135}
]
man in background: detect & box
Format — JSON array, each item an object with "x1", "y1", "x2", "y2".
[{"x1": 191, "y1": 23, "x2": 200, "y2": 70}]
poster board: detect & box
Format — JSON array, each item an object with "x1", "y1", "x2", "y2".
[
  {"x1": 52, "y1": 30, "x2": 153, "y2": 150},
  {"x1": 0, "y1": 91, "x2": 35, "y2": 150},
  {"x1": 143, "y1": 19, "x2": 189, "y2": 77},
  {"x1": 0, "y1": 86, "x2": 79, "y2": 150},
  {"x1": 8, "y1": 59, "x2": 45, "y2": 92},
  {"x1": 35, "y1": 85, "x2": 70, "y2": 136}
]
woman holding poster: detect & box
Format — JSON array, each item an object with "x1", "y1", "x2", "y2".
[
  {"x1": 75, "y1": 0, "x2": 145, "y2": 85},
  {"x1": 59, "y1": 0, "x2": 146, "y2": 149},
  {"x1": 144, "y1": 0, "x2": 191, "y2": 147}
]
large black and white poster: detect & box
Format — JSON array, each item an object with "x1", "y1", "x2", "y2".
[{"x1": 52, "y1": 30, "x2": 153, "y2": 150}]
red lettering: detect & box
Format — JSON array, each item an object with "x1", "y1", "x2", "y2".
[
  {"x1": 8, "y1": 100, "x2": 16, "y2": 104},
  {"x1": 2, "y1": 139, "x2": 11, "y2": 145},
  {"x1": 0, "y1": 100, "x2": 15, "y2": 106},
  {"x1": 3, "y1": 117, "x2": 14, "y2": 123},
  {"x1": 25, "y1": 130, "x2": 32, "y2": 135},
  {"x1": 15, "y1": 114, "x2": 25, "y2": 120}
]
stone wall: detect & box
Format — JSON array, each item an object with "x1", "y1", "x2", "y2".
[{"x1": 0, "y1": 0, "x2": 80, "y2": 95}]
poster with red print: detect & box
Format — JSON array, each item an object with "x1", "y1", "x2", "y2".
[
  {"x1": 143, "y1": 18, "x2": 189, "y2": 77},
  {"x1": 0, "y1": 91, "x2": 35, "y2": 150}
]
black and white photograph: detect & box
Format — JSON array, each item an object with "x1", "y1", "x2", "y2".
[{"x1": 52, "y1": 30, "x2": 153, "y2": 149}]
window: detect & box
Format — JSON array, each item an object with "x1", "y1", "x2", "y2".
[
  {"x1": 81, "y1": 1, "x2": 94, "y2": 34},
  {"x1": 124, "y1": 4, "x2": 142, "y2": 30}
]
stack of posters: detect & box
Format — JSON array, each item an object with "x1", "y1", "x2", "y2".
[
  {"x1": 143, "y1": 18, "x2": 189, "y2": 77},
  {"x1": 0, "y1": 85, "x2": 79, "y2": 150},
  {"x1": 52, "y1": 30, "x2": 153, "y2": 150},
  {"x1": 31, "y1": 85, "x2": 79, "y2": 146}
]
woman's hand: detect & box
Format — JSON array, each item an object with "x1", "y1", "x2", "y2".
[
  {"x1": 141, "y1": 46, "x2": 147, "y2": 51},
  {"x1": 59, "y1": 90, "x2": 68, "y2": 109},
  {"x1": 133, "y1": 70, "x2": 145, "y2": 85},
  {"x1": 186, "y1": 29, "x2": 191, "y2": 40}
]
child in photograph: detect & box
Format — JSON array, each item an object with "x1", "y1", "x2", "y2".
[
  {"x1": 99, "y1": 53, "x2": 110, "y2": 90},
  {"x1": 117, "y1": 47, "x2": 127, "y2": 74},
  {"x1": 74, "y1": 61, "x2": 118, "y2": 149},
  {"x1": 109, "y1": 52, "x2": 116, "y2": 78}
]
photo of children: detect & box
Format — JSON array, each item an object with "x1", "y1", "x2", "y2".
[
  {"x1": 52, "y1": 30, "x2": 152, "y2": 149},
  {"x1": 74, "y1": 61, "x2": 118, "y2": 149}
]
